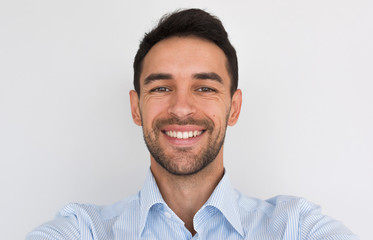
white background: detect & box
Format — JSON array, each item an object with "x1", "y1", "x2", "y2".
[{"x1": 1, "y1": 0, "x2": 372, "y2": 239}]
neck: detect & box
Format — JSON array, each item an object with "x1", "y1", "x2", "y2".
[{"x1": 150, "y1": 153, "x2": 224, "y2": 235}]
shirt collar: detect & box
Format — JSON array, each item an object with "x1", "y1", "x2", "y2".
[
  {"x1": 201, "y1": 172, "x2": 245, "y2": 237},
  {"x1": 138, "y1": 169, "x2": 166, "y2": 238},
  {"x1": 138, "y1": 169, "x2": 244, "y2": 237}
]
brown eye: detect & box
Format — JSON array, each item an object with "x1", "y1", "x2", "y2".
[
  {"x1": 197, "y1": 87, "x2": 215, "y2": 92},
  {"x1": 150, "y1": 87, "x2": 171, "y2": 92}
]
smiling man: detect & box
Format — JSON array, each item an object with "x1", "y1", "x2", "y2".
[
  {"x1": 27, "y1": 8, "x2": 358, "y2": 240},
  {"x1": 129, "y1": 35, "x2": 242, "y2": 235}
]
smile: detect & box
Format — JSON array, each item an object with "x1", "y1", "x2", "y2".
[{"x1": 164, "y1": 130, "x2": 204, "y2": 139}]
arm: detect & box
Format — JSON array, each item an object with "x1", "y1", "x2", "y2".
[
  {"x1": 299, "y1": 201, "x2": 359, "y2": 240},
  {"x1": 26, "y1": 215, "x2": 80, "y2": 240}
]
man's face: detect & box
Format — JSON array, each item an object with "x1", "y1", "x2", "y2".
[{"x1": 130, "y1": 36, "x2": 241, "y2": 176}]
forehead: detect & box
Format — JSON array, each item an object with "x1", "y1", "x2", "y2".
[{"x1": 140, "y1": 36, "x2": 230, "y2": 86}]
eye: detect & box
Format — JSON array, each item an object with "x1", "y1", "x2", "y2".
[
  {"x1": 196, "y1": 87, "x2": 216, "y2": 92},
  {"x1": 150, "y1": 87, "x2": 171, "y2": 92}
]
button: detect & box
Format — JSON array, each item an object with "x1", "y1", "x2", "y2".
[{"x1": 164, "y1": 212, "x2": 172, "y2": 218}]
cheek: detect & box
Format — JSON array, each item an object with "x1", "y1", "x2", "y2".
[
  {"x1": 141, "y1": 99, "x2": 169, "y2": 122},
  {"x1": 202, "y1": 103, "x2": 227, "y2": 122},
  {"x1": 206, "y1": 101, "x2": 231, "y2": 125}
]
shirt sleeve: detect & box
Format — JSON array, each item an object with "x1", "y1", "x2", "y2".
[
  {"x1": 26, "y1": 202, "x2": 106, "y2": 240},
  {"x1": 298, "y1": 200, "x2": 359, "y2": 240},
  {"x1": 26, "y1": 214, "x2": 80, "y2": 240}
]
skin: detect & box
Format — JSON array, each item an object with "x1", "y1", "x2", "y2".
[{"x1": 130, "y1": 36, "x2": 242, "y2": 235}]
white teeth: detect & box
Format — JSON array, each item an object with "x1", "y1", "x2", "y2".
[
  {"x1": 165, "y1": 130, "x2": 203, "y2": 139},
  {"x1": 177, "y1": 132, "x2": 183, "y2": 139}
]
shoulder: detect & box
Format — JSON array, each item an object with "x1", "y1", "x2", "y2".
[
  {"x1": 235, "y1": 192, "x2": 312, "y2": 214},
  {"x1": 26, "y1": 193, "x2": 140, "y2": 240},
  {"x1": 235, "y1": 193, "x2": 358, "y2": 239},
  {"x1": 59, "y1": 193, "x2": 140, "y2": 223},
  {"x1": 235, "y1": 193, "x2": 329, "y2": 221}
]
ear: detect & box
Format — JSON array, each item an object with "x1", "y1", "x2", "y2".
[
  {"x1": 129, "y1": 90, "x2": 142, "y2": 126},
  {"x1": 228, "y1": 89, "x2": 242, "y2": 126}
]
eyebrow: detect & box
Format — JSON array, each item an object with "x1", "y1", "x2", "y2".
[
  {"x1": 193, "y1": 72, "x2": 223, "y2": 84},
  {"x1": 143, "y1": 72, "x2": 223, "y2": 85},
  {"x1": 144, "y1": 73, "x2": 173, "y2": 85}
]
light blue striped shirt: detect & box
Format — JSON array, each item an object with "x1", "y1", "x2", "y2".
[{"x1": 27, "y1": 170, "x2": 358, "y2": 239}]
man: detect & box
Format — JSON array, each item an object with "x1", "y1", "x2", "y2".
[{"x1": 27, "y1": 8, "x2": 358, "y2": 240}]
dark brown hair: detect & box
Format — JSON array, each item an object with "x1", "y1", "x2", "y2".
[{"x1": 133, "y1": 8, "x2": 238, "y2": 97}]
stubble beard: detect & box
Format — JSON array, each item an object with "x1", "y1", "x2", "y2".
[{"x1": 141, "y1": 115, "x2": 229, "y2": 176}]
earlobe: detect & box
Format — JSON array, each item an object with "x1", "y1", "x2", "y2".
[
  {"x1": 228, "y1": 89, "x2": 242, "y2": 126},
  {"x1": 129, "y1": 90, "x2": 142, "y2": 126}
]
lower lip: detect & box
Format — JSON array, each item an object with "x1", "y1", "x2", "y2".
[{"x1": 162, "y1": 131, "x2": 205, "y2": 146}]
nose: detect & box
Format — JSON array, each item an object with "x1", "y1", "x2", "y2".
[{"x1": 168, "y1": 89, "x2": 196, "y2": 119}]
